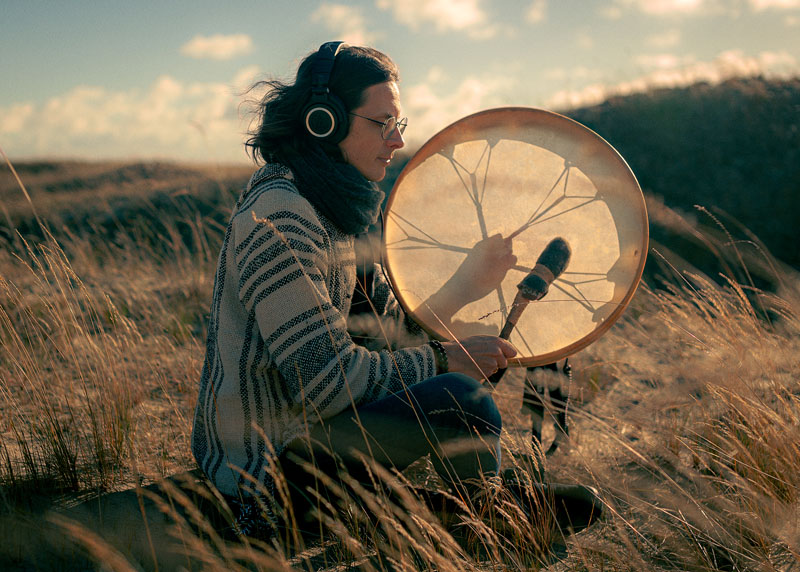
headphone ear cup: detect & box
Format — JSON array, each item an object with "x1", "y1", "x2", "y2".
[
  {"x1": 326, "y1": 92, "x2": 349, "y2": 143},
  {"x1": 302, "y1": 91, "x2": 348, "y2": 143}
]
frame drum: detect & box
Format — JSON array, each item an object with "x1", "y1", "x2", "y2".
[{"x1": 382, "y1": 107, "x2": 648, "y2": 367}]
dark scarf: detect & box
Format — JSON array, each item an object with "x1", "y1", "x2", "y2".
[{"x1": 281, "y1": 144, "x2": 385, "y2": 236}]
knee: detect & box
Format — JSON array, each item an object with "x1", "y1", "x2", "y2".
[{"x1": 432, "y1": 373, "x2": 502, "y2": 436}]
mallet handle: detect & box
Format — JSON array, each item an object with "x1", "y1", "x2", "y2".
[
  {"x1": 488, "y1": 291, "x2": 529, "y2": 384},
  {"x1": 498, "y1": 292, "x2": 530, "y2": 339}
]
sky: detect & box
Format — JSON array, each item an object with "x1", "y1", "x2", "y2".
[{"x1": 1, "y1": 0, "x2": 798, "y2": 164}]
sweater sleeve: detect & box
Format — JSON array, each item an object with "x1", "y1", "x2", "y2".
[
  {"x1": 233, "y1": 187, "x2": 436, "y2": 422},
  {"x1": 370, "y1": 263, "x2": 427, "y2": 337},
  {"x1": 369, "y1": 264, "x2": 399, "y2": 318}
]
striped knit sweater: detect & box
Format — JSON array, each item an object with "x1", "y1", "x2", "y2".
[{"x1": 191, "y1": 163, "x2": 437, "y2": 497}]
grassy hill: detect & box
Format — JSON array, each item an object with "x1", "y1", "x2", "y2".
[
  {"x1": 565, "y1": 76, "x2": 800, "y2": 287},
  {"x1": 0, "y1": 160, "x2": 251, "y2": 257}
]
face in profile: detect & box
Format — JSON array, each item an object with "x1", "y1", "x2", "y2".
[{"x1": 338, "y1": 81, "x2": 405, "y2": 182}]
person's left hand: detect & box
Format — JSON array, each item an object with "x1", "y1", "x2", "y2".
[{"x1": 441, "y1": 335, "x2": 518, "y2": 380}]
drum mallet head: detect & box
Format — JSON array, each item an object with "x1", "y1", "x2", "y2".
[{"x1": 518, "y1": 237, "x2": 572, "y2": 302}]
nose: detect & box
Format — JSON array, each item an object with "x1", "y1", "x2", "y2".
[{"x1": 387, "y1": 128, "x2": 405, "y2": 150}]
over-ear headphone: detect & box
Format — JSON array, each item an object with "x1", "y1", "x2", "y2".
[{"x1": 301, "y1": 41, "x2": 349, "y2": 143}]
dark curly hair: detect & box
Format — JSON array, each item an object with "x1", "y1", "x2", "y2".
[{"x1": 244, "y1": 45, "x2": 400, "y2": 164}]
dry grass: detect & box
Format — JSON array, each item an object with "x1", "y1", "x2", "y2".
[{"x1": 1, "y1": 157, "x2": 799, "y2": 571}]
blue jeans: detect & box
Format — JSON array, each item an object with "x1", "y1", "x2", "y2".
[{"x1": 282, "y1": 373, "x2": 502, "y2": 490}]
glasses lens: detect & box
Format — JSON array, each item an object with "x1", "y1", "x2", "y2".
[
  {"x1": 382, "y1": 117, "x2": 407, "y2": 140},
  {"x1": 382, "y1": 117, "x2": 396, "y2": 140}
]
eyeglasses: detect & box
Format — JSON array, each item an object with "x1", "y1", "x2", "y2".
[{"x1": 349, "y1": 113, "x2": 408, "y2": 140}]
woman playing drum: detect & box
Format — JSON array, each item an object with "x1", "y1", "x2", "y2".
[{"x1": 190, "y1": 42, "x2": 518, "y2": 536}]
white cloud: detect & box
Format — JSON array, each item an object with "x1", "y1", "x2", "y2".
[
  {"x1": 600, "y1": 4, "x2": 624, "y2": 19},
  {"x1": 526, "y1": 0, "x2": 547, "y2": 23},
  {"x1": 1, "y1": 62, "x2": 520, "y2": 162},
  {"x1": 604, "y1": 0, "x2": 800, "y2": 16},
  {"x1": 311, "y1": 3, "x2": 378, "y2": 45},
  {"x1": 749, "y1": 0, "x2": 800, "y2": 9},
  {"x1": 377, "y1": 0, "x2": 500, "y2": 39},
  {"x1": 180, "y1": 33, "x2": 254, "y2": 60},
  {"x1": 646, "y1": 28, "x2": 681, "y2": 48},
  {"x1": 0, "y1": 103, "x2": 35, "y2": 134},
  {"x1": 546, "y1": 49, "x2": 800, "y2": 109},
  {"x1": 0, "y1": 73, "x2": 252, "y2": 163},
  {"x1": 604, "y1": 0, "x2": 719, "y2": 17},
  {"x1": 546, "y1": 83, "x2": 609, "y2": 110},
  {"x1": 424, "y1": 66, "x2": 448, "y2": 84},
  {"x1": 543, "y1": 66, "x2": 605, "y2": 82},
  {"x1": 634, "y1": 53, "x2": 693, "y2": 69},
  {"x1": 641, "y1": 0, "x2": 707, "y2": 14},
  {"x1": 575, "y1": 31, "x2": 594, "y2": 50},
  {"x1": 232, "y1": 65, "x2": 263, "y2": 92},
  {"x1": 403, "y1": 69, "x2": 517, "y2": 143}
]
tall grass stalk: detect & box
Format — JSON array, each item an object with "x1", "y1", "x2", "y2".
[
  {"x1": 557, "y1": 267, "x2": 800, "y2": 570},
  {"x1": 1, "y1": 171, "x2": 218, "y2": 496},
  {"x1": 1, "y1": 235, "x2": 154, "y2": 491}
]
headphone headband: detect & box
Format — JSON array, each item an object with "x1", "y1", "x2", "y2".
[{"x1": 310, "y1": 41, "x2": 346, "y2": 95}]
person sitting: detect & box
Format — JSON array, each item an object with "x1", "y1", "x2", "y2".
[{"x1": 190, "y1": 42, "x2": 520, "y2": 537}]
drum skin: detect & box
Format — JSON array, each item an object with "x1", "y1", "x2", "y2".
[{"x1": 382, "y1": 107, "x2": 648, "y2": 367}]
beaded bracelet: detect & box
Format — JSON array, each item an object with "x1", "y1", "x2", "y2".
[{"x1": 428, "y1": 339, "x2": 449, "y2": 374}]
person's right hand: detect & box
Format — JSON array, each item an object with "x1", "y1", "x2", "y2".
[
  {"x1": 440, "y1": 234, "x2": 517, "y2": 310},
  {"x1": 441, "y1": 335, "x2": 517, "y2": 380}
]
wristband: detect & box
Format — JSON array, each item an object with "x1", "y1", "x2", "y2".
[{"x1": 428, "y1": 339, "x2": 449, "y2": 374}]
